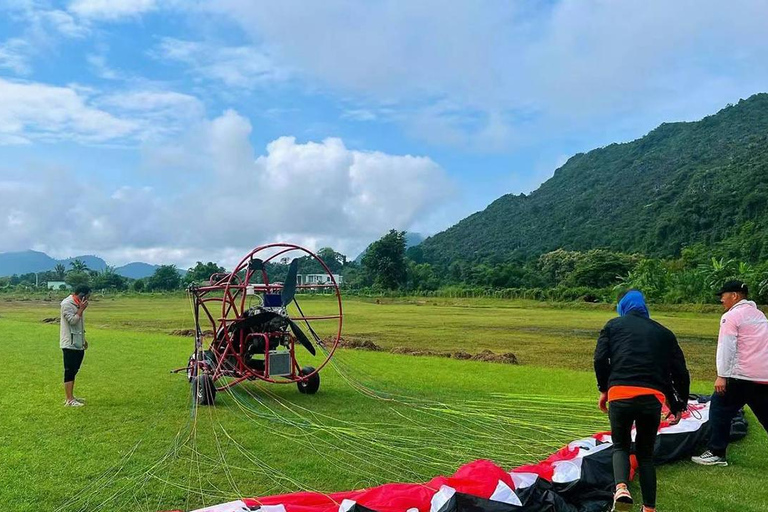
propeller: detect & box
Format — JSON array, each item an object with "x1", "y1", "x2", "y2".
[
  {"x1": 288, "y1": 318, "x2": 316, "y2": 356},
  {"x1": 281, "y1": 259, "x2": 298, "y2": 306},
  {"x1": 280, "y1": 259, "x2": 315, "y2": 355}
]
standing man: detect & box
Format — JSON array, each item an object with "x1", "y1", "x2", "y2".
[
  {"x1": 60, "y1": 285, "x2": 91, "y2": 407},
  {"x1": 595, "y1": 289, "x2": 690, "y2": 512},
  {"x1": 692, "y1": 280, "x2": 768, "y2": 466}
]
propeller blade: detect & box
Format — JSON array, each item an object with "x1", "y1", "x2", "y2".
[
  {"x1": 288, "y1": 319, "x2": 315, "y2": 356},
  {"x1": 282, "y1": 259, "x2": 298, "y2": 306}
]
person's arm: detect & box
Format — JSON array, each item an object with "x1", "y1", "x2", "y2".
[
  {"x1": 669, "y1": 333, "x2": 690, "y2": 414},
  {"x1": 715, "y1": 313, "x2": 738, "y2": 393},
  {"x1": 594, "y1": 323, "x2": 611, "y2": 412},
  {"x1": 62, "y1": 301, "x2": 83, "y2": 326},
  {"x1": 62, "y1": 298, "x2": 89, "y2": 325}
]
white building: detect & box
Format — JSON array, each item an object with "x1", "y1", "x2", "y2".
[
  {"x1": 47, "y1": 281, "x2": 71, "y2": 290},
  {"x1": 297, "y1": 273, "x2": 343, "y2": 286}
]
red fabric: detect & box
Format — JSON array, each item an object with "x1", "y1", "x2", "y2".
[
  {"x1": 629, "y1": 454, "x2": 638, "y2": 480},
  {"x1": 247, "y1": 460, "x2": 511, "y2": 512},
  {"x1": 219, "y1": 402, "x2": 711, "y2": 512},
  {"x1": 512, "y1": 445, "x2": 580, "y2": 482}
]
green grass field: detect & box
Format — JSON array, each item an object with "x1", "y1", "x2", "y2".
[{"x1": 1, "y1": 294, "x2": 766, "y2": 511}]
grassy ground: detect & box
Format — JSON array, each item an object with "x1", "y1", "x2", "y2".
[{"x1": 0, "y1": 294, "x2": 765, "y2": 511}]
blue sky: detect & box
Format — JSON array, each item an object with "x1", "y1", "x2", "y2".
[{"x1": 1, "y1": 1, "x2": 767, "y2": 268}]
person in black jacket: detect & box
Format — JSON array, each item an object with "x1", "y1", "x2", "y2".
[{"x1": 594, "y1": 289, "x2": 690, "y2": 512}]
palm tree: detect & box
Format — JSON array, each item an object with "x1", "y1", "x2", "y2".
[
  {"x1": 54, "y1": 264, "x2": 66, "y2": 280},
  {"x1": 69, "y1": 259, "x2": 89, "y2": 273}
]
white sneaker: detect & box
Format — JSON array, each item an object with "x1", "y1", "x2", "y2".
[
  {"x1": 65, "y1": 399, "x2": 85, "y2": 407},
  {"x1": 611, "y1": 486, "x2": 633, "y2": 511},
  {"x1": 691, "y1": 450, "x2": 728, "y2": 466}
]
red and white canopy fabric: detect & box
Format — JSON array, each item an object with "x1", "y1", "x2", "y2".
[{"x1": 178, "y1": 398, "x2": 746, "y2": 512}]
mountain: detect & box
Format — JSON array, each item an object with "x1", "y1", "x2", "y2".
[
  {"x1": 0, "y1": 250, "x2": 57, "y2": 275},
  {"x1": 420, "y1": 94, "x2": 768, "y2": 265},
  {"x1": 0, "y1": 251, "x2": 160, "y2": 279},
  {"x1": 60, "y1": 255, "x2": 107, "y2": 272},
  {"x1": 354, "y1": 232, "x2": 426, "y2": 263},
  {"x1": 0, "y1": 251, "x2": 105, "y2": 276},
  {"x1": 114, "y1": 262, "x2": 161, "y2": 279}
]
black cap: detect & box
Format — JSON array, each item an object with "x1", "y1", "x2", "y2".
[{"x1": 716, "y1": 280, "x2": 748, "y2": 297}]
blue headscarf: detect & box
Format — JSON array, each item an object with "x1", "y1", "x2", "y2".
[{"x1": 617, "y1": 290, "x2": 650, "y2": 318}]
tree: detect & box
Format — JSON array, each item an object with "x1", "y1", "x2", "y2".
[
  {"x1": 316, "y1": 248, "x2": 346, "y2": 274},
  {"x1": 147, "y1": 265, "x2": 182, "y2": 291},
  {"x1": 184, "y1": 261, "x2": 226, "y2": 285},
  {"x1": 538, "y1": 249, "x2": 585, "y2": 286},
  {"x1": 65, "y1": 271, "x2": 90, "y2": 289},
  {"x1": 92, "y1": 266, "x2": 127, "y2": 291},
  {"x1": 362, "y1": 230, "x2": 408, "y2": 290},
  {"x1": 54, "y1": 264, "x2": 66, "y2": 280},
  {"x1": 69, "y1": 259, "x2": 89, "y2": 273},
  {"x1": 565, "y1": 250, "x2": 637, "y2": 288},
  {"x1": 407, "y1": 261, "x2": 440, "y2": 291},
  {"x1": 133, "y1": 279, "x2": 145, "y2": 292}
]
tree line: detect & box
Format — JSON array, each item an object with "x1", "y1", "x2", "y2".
[
  {"x1": 4, "y1": 233, "x2": 765, "y2": 304},
  {"x1": 0, "y1": 260, "x2": 225, "y2": 293}
]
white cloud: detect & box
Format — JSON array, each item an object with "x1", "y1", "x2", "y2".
[
  {"x1": 0, "y1": 38, "x2": 32, "y2": 74},
  {"x1": 0, "y1": 7, "x2": 88, "y2": 76},
  {"x1": 0, "y1": 110, "x2": 453, "y2": 267},
  {"x1": 68, "y1": 0, "x2": 158, "y2": 20},
  {"x1": 153, "y1": 37, "x2": 289, "y2": 88},
  {"x1": 0, "y1": 79, "x2": 207, "y2": 145},
  {"x1": 0, "y1": 78, "x2": 137, "y2": 144},
  {"x1": 86, "y1": 53, "x2": 121, "y2": 79},
  {"x1": 40, "y1": 9, "x2": 89, "y2": 37},
  {"x1": 207, "y1": 0, "x2": 768, "y2": 151}
]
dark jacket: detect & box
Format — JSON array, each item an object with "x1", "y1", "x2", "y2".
[{"x1": 594, "y1": 311, "x2": 690, "y2": 413}]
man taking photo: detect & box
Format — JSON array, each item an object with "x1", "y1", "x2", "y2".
[{"x1": 60, "y1": 285, "x2": 91, "y2": 407}]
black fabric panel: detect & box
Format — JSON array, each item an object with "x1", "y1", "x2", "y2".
[
  {"x1": 552, "y1": 446, "x2": 613, "y2": 511},
  {"x1": 435, "y1": 488, "x2": 580, "y2": 512},
  {"x1": 348, "y1": 504, "x2": 379, "y2": 512}
]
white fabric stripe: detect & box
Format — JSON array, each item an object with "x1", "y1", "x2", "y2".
[
  {"x1": 490, "y1": 480, "x2": 522, "y2": 506},
  {"x1": 430, "y1": 485, "x2": 456, "y2": 512},
  {"x1": 509, "y1": 471, "x2": 538, "y2": 489},
  {"x1": 192, "y1": 500, "x2": 252, "y2": 512},
  {"x1": 257, "y1": 506, "x2": 286, "y2": 512},
  {"x1": 339, "y1": 499, "x2": 357, "y2": 512}
]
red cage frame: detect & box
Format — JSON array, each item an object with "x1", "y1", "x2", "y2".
[{"x1": 186, "y1": 243, "x2": 343, "y2": 391}]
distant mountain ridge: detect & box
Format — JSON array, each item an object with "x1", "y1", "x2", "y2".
[
  {"x1": 420, "y1": 93, "x2": 768, "y2": 265},
  {"x1": 0, "y1": 250, "x2": 162, "y2": 279}
]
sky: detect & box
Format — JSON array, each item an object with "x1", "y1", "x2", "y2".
[{"x1": 1, "y1": 1, "x2": 768, "y2": 269}]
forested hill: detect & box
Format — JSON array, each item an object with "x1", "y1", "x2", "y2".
[{"x1": 420, "y1": 94, "x2": 768, "y2": 265}]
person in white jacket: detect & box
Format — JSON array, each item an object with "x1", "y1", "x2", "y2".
[
  {"x1": 60, "y1": 285, "x2": 90, "y2": 407},
  {"x1": 692, "y1": 280, "x2": 768, "y2": 466}
]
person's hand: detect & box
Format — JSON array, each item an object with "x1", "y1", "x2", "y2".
[
  {"x1": 83, "y1": 340, "x2": 88, "y2": 350},
  {"x1": 715, "y1": 376, "x2": 727, "y2": 395},
  {"x1": 665, "y1": 411, "x2": 683, "y2": 425},
  {"x1": 598, "y1": 392, "x2": 608, "y2": 413}
]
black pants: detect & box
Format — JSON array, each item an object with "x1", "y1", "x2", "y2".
[
  {"x1": 609, "y1": 395, "x2": 661, "y2": 508},
  {"x1": 709, "y1": 378, "x2": 768, "y2": 457},
  {"x1": 63, "y1": 348, "x2": 85, "y2": 383}
]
